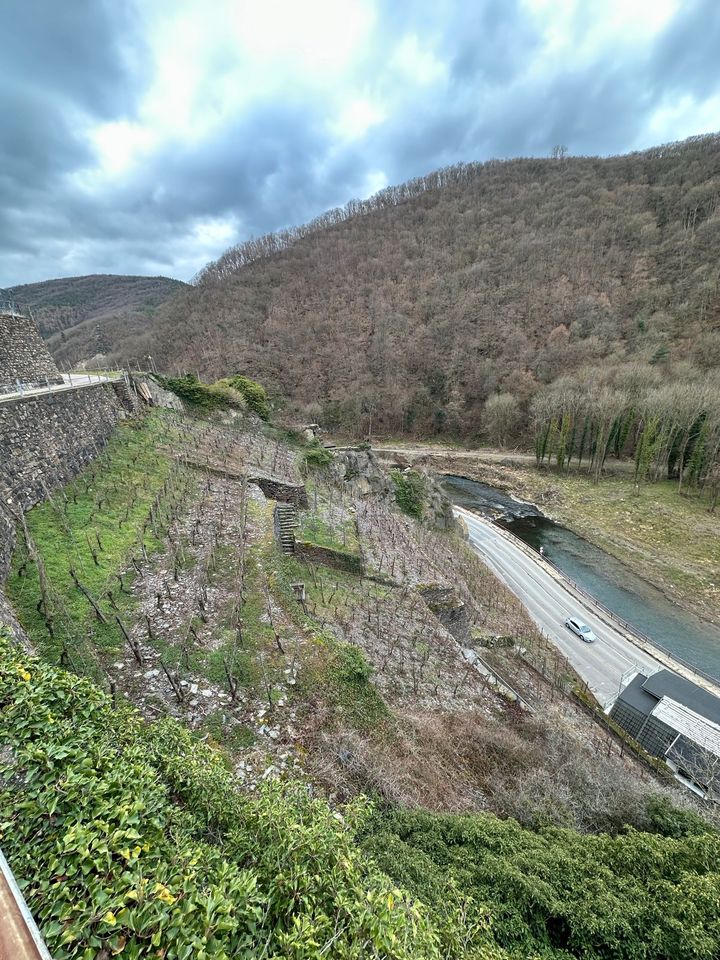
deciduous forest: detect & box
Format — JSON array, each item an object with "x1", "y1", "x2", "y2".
[{"x1": 131, "y1": 134, "x2": 720, "y2": 444}]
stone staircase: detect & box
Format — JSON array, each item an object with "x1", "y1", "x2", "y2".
[{"x1": 274, "y1": 502, "x2": 298, "y2": 554}]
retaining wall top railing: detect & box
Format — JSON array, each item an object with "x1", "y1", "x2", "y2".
[{"x1": 455, "y1": 505, "x2": 720, "y2": 691}]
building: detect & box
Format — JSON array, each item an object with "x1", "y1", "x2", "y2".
[
  {"x1": 609, "y1": 669, "x2": 720, "y2": 799},
  {"x1": 0, "y1": 290, "x2": 63, "y2": 391}
]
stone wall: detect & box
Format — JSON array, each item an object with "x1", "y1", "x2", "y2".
[
  {"x1": 418, "y1": 584, "x2": 471, "y2": 643},
  {"x1": 295, "y1": 541, "x2": 364, "y2": 574},
  {"x1": 0, "y1": 383, "x2": 127, "y2": 643},
  {"x1": 251, "y1": 476, "x2": 309, "y2": 508},
  {"x1": 0, "y1": 311, "x2": 62, "y2": 389}
]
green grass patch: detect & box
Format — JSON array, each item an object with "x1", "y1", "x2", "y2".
[
  {"x1": 8, "y1": 413, "x2": 189, "y2": 673},
  {"x1": 297, "y1": 481, "x2": 360, "y2": 553},
  {"x1": 275, "y1": 555, "x2": 392, "y2": 734}
]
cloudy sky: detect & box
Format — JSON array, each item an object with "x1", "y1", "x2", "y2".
[{"x1": 3, "y1": 0, "x2": 719, "y2": 287}]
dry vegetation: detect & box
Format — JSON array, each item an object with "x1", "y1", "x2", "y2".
[
  {"x1": 8, "y1": 273, "x2": 185, "y2": 367},
  {"x1": 8, "y1": 410, "x2": 700, "y2": 831},
  {"x1": 114, "y1": 134, "x2": 720, "y2": 441}
]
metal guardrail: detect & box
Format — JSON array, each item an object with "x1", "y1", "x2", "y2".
[
  {"x1": 0, "y1": 848, "x2": 52, "y2": 959},
  {"x1": 539, "y1": 552, "x2": 720, "y2": 686},
  {"x1": 457, "y1": 505, "x2": 720, "y2": 689},
  {"x1": 0, "y1": 296, "x2": 25, "y2": 317}
]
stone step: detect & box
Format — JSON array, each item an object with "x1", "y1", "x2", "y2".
[{"x1": 274, "y1": 503, "x2": 298, "y2": 554}]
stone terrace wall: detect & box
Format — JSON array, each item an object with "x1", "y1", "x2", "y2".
[
  {"x1": 0, "y1": 312, "x2": 63, "y2": 388},
  {"x1": 0, "y1": 384, "x2": 126, "y2": 642}
]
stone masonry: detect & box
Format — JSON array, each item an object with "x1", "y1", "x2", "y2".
[
  {"x1": 0, "y1": 383, "x2": 127, "y2": 643},
  {"x1": 0, "y1": 299, "x2": 63, "y2": 389}
]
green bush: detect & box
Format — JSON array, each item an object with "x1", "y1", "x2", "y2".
[
  {"x1": 391, "y1": 469, "x2": 427, "y2": 518},
  {"x1": 218, "y1": 375, "x2": 271, "y2": 420},
  {"x1": 0, "y1": 633, "x2": 449, "y2": 959},
  {"x1": 360, "y1": 806, "x2": 720, "y2": 959},
  {"x1": 303, "y1": 444, "x2": 333, "y2": 468},
  {"x1": 158, "y1": 373, "x2": 244, "y2": 412}
]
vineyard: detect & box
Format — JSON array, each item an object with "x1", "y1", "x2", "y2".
[{"x1": 3, "y1": 404, "x2": 720, "y2": 957}]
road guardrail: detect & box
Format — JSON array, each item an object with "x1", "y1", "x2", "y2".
[{"x1": 455, "y1": 505, "x2": 720, "y2": 690}]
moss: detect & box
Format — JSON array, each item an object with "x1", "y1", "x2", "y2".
[
  {"x1": 217, "y1": 374, "x2": 271, "y2": 420},
  {"x1": 157, "y1": 373, "x2": 246, "y2": 412}
]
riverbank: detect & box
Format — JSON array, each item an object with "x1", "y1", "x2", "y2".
[
  {"x1": 373, "y1": 447, "x2": 720, "y2": 626},
  {"x1": 482, "y1": 466, "x2": 719, "y2": 626}
]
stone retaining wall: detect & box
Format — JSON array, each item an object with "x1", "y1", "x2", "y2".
[
  {"x1": 0, "y1": 383, "x2": 127, "y2": 643},
  {"x1": 295, "y1": 541, "x2": 364, "y2": 574},
  {"x1": 418, "y1": 584, "x2": 471, "y2": 643},
  {"x1": 251, "y1": 476, "x2": 309, "y2": 508}
]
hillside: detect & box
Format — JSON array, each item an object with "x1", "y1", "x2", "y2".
[
  {"x1": 134, "y1": 134, "x2": 720, "y2": 438},
  {"x1": 3, "y1": 399, "x2": 720, "y2": 958},
  {"x1": 9, "y1": 274, "x2": 186, "y2": 368}
]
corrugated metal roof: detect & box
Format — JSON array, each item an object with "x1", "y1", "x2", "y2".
[{"x1": 651, "y1": 697, "x2": 720, "y2": 757}]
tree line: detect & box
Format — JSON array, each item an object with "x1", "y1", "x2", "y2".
[
  {"x1": 118, "y1": 133, "x2": 720, "y2": 441},
  {"x1": 528, "y1": 370, "x2": 720, "y2": 505}
]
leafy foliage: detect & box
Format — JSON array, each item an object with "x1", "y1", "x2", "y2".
[
  {"x1": 302, "y1": 443, "x2": 334, "y2": 468},
  {"x1": 0, "y1": 633, "x2": 451, "y2": 959},
  {"x1": 360, "y1": 805, "x2": 720, "y2": 959},
  {"x1": 218, "y1": 374, "x2": 271, "y2": 420},
  {"x1": 157, "y1": 373, "x2": 246, "y2": 412},
  {"x1": 391, "y1": 469, "x2": 427, "y2": 518}
]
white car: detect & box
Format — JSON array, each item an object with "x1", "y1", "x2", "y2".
[{"x1": 565, "y1": 616, "x2": 596, "y2": 643}]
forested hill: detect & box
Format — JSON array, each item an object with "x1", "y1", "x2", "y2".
[
  {"x1": 147, "y1": 135, "x2": 717, "y2": 436},
  {"x1": 9, "y1": 274, "x2": 186, "y2": 368}
]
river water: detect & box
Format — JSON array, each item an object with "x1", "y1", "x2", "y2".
[{"x1": 442, "y1": 474, "x2": 720, "y2": 682}]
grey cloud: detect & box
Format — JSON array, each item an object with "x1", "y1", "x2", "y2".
[{"x1": 2, "y1": 0, "x2": 719, "y2": 287}]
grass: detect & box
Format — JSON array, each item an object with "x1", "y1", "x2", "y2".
[
  {"x1": 8, "y1": 413, "x2": 185, "y2": 674},
  {"x1": 297, "y1": 481, "x2": 360, "y2": 554},
  {"x1": 276, "y1": 554, "x2": 393, "y2": 734}
]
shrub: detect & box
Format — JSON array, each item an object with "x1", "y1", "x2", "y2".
[
  {"x1": 218, "y1": 375, "x2": 271, "y2": 420},
  {"x1": 157, "y1": 373, "x2": 244, "y2": 412},
  {"x1": 303, "y1": 443, "x2": 333, "y2": 468},
  {"x1": 0, "y1": 632, "x2": 447, "y2": 959},
  {"x1": 360, "y1": 806, "x2": 720, "y2": 960},
  {"x1": 391, "y1": 469, "x2": 427, "y2": 518}
]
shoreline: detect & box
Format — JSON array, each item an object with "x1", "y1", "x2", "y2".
[{"x1": 372, "y1": 446, "x2": 720, "y2": 629}]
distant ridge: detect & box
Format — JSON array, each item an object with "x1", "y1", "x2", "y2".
[{"x1": 8, "y1": 274, "x2": 186, "y2": 367}]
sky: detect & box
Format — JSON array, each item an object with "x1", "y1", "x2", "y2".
[{"x1": 2, "y1": 0, "x2": 719, "y2": 287}]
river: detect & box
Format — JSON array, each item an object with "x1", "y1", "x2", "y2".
[{"x1": 442, "y1": 474, "x2": 720, "y2": 682}]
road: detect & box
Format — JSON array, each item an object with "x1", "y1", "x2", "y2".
[{"x1": 456, "y1": 506, "x2": 672, "y2": 704}]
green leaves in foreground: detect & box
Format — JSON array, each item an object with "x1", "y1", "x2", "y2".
[
  {"x1": 0, "y1": 633, "x2": 449, "y2": 959},
  {"x1": 361, "y1": 806, "x2": 720, "y2": 960}
]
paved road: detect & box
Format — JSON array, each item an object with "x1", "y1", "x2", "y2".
[
  {"x1": 457, "y1": 506, "x2": 668, "y2": 704},
  {"x1": 0, "y1": 373, "x2": 113, "y2": 404}
]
